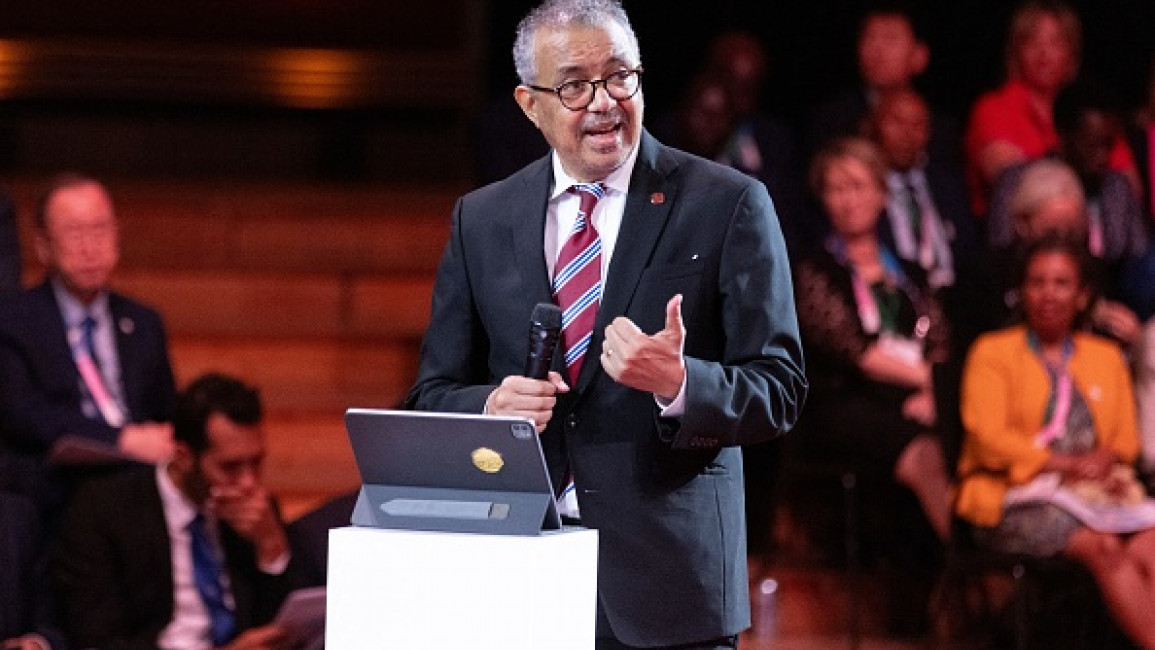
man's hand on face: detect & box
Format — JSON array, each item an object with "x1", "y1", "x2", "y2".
[{"x1": 209, "y1": 484, "x2": 288, "y2": 565}]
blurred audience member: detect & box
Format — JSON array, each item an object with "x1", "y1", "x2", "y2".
[
  {"x1": 0, "y1": 192, "x2": 18, "y2": 293},
  {"x1": 1138, "y1": 320, "x2": 1155, "y2": 476},
  {"x1": 870, "y1": 89, "x2": 980, "y2": 296},
  {"x1": 52, "y1": 373, "x2": 302, "y2": 650},
  {"x1": 1121, "y1": 61, "x2": 1155, "y2": 322},
  {"x1": 956, "y1": 235, "x2": 1155, "y2": 650},
  {"x1": 964, "y1": 0, "x2": 1139, "y2": 217},
  {"x1": 655, "y1": 31, "x2": 806, "y2": 252},
  {"x1": 654, "y1": 74, "x2": 737, "y2": 161},
  {"x1": 0, "y1": 174, "x2": 176, "y2": 519},
  {"x1": 869, "y1": 88, "x2": 988, "y2": 457},
  {"x1": 793, "y1": 137, "x2": 952, "y2": 541},
  {"x1": 988, "y1": 83, "x2": 1148, "y2": 272},
  {"x1": 704, "y1": 32, "x2": 805, "y2": 245},
  {"x1": 991, "y1": 159, "x2": 1143, "y2": 347},
  {"x1": 1, "y1": 492, "x2": 64, "y2": 650},
  {"x1": 808, "y1": 6, "x2": 960, "y2": 169},
  {"x1": 1121, "y1": 245, "x2": 1155, "y2": 323},
  {"x1": 1125, "y1": 56, "x2": 1155, "y2": 219}
]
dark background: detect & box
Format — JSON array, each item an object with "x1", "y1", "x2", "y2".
[
  {"x1": 0, "y1": 1, "x2": 1149, "y2": 184},
  {"x1": 486, "y1": 0, "x2": 1154, "y2": 129}
]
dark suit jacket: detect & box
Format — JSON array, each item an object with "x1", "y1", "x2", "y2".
[
  {"x1": 1, "y1": 493, "x2": 65, "y2": 649},
  {"x1": 0, "y1": 281, "x2": 176, "y2": 508},
  {"x1": 405, "y1": 131, "x2": 807, "y2": 646},
  {"x1": 50, "y1": 467, "x2": 301, "y2": 650}
]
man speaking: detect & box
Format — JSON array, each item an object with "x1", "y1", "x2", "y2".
[{"x1": 404, "y1": 1, "x2": 806, "y2": 647}]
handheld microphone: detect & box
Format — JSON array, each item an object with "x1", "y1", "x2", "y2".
[{"x1": 524, "y1": 302, "x2": 562, "y2": 379}]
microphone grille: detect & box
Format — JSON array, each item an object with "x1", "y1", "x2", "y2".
[{"x1": 531, "y1": 302, "x2": 562, "y2": 330}]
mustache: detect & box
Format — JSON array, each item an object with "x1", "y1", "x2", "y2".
[{"x1": 581, "y1": 112, "x2": 625, "y2": 132}]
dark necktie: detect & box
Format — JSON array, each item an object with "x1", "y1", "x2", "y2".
[
  {"x1": 904, "y1": 178, "x2": 922, "y2": 243},
  {"x1": 553, "y1": 183, "x2": 605, "y2": 383},
  {"x1": 189, "y1": 515, "x2": 237, "y2": 647},
  {"x1": 81, "y1": 315, "x2": 100, "y2": 368}
]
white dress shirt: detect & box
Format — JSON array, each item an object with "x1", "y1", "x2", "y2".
[
  {"x1": 156, "y1": 465, "x2": 222, "y2": 650},
  {"x1": 884, "y1": 168, "x2": 955, "y2": 290}
]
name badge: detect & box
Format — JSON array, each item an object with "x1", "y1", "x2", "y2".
[{"x1": 878, "y1": 333, "x2": 923, "y2": 365}]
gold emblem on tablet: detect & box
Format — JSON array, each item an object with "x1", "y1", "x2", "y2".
[{"x1": 472, "y1": 447, "x2": 504, "y2": 473}]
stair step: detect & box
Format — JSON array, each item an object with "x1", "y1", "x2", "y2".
[
  {"x1": 114, "y1": 269, "x2": 433, "y2": 339},
  {"x1": 170, "y1": 337, "x2": 419, "y2": 414}
]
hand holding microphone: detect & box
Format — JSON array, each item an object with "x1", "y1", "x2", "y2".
[
  {"x1": 524, "y1": 302, "x2": 563, "y2": 379},
  {"x1": 485, "y1": 303, "x2": 569, "y2": 431}
]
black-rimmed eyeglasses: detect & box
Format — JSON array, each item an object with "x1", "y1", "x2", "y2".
[{"x1": 527, "y1": 68, "x2": 643, "y2": 111}]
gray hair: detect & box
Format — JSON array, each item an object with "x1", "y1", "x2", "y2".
[
  {"x1": 512, "y1": 0, "x2": 641, "y2": 86},
  {"x1": 1008, "y1": 158, "x2": 1085, "y2": 226}
]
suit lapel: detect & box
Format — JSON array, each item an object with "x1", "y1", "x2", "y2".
[
  {"x1": 109, "y1": 295, "x2": 137, "y2": 420},
  {"x1": 36, "y1": 282, "x2": 83, "y2": 391},
  {"x1": 576, "y1": 132, "x2": 678, "y2": 391},
  {"x1": 509, "y1": 157, "x2": 557, "y2": 307}
]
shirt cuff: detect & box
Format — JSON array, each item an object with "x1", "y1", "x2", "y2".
[
  {"x1": 259, "y1": 550, "x2": 291, "y2": 576},
  {"x1": 654, "y1": 374, "x2": 688, "y2": 418}
]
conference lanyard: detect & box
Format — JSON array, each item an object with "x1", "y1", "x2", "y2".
[{"x1": 1028, "y1": 331, "x2": 1075, "y2": 449}]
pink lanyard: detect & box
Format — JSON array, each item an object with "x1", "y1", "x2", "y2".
[
  {"x1": 1086, "y1": 200, "x2": 1104, "y2": 258},
  {"x1": 827, "y1": 237, "x2": 909, "y2": 335},
  {"x1": 850, "y1": 271, "x2": 881, "y2": 334},
  {"x1": 69, "y1": 322, "x2": 126, "y2": 428},
  {"x1": 1030, "y1": 332, "x2": 1074, "y2": 449}
]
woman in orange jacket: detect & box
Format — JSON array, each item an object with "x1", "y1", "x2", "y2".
[{"x1": 956, "y1": 234, "x2": 1155, "y2": 649}]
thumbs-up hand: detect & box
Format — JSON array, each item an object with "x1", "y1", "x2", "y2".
[{"x1": 601, "y1": 294, "x2": 686, "y2": 400}]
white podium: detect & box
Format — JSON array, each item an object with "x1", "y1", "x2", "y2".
[{"x1": 326, "y1": 525, "x2": 599, "y2": 649}]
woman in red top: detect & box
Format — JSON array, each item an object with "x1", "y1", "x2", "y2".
[{"x1": 964, "y1": 1, "x2": 1138, "y2": 217}]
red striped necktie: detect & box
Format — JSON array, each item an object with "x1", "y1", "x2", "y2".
[{"x1": 553, "y1": 183, "x2": 605, "y2": 384}]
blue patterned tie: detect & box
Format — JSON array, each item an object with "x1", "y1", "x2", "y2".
[{"x1": 189, "y1": 515, "x2": 237, "y2": 647}]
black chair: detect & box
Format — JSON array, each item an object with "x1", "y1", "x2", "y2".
[
  {"x1": 286, "y1": 490, "x2": 359, "y2": 587},
  {"x1": 777, "y1": 456, "x2": 868, "y2": 648},
  {"x1": 774, "y1": 430, "x2": 915, "y2": 650},
  {"x1": 929, "y1": 519, "x2": 1128, "y2": 650}
]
